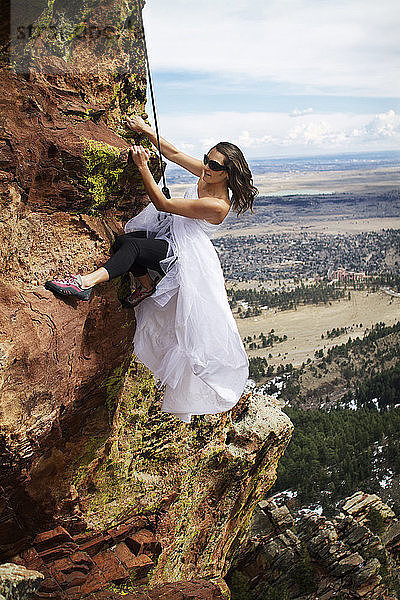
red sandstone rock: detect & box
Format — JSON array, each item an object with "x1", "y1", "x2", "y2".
[
  {"x1": 33, "y1": 527, "x2": 75, "y2": 552},
  {"x1": 36, "y1": 574, "x2": 63, "y2": 595},
  {"x1": 93, "y1": 549, "x2": 128, "y2": 582},
  {"x1": 37, "y1": 544, "x2": 80, "y2": 563},
  {"x1": 356, "y1": 579, "x2": 383, "y2": 597},
  {"x1": 78, "y1": 567, "x2": 108, "y2": 595},
  {"x1": 47, "y1": 550, "x2": 94, "y2": 589},
  {"x1": 20, "y1": 547, "x2": 45, "y2": 571},
  {"x1": 70, "y1": 550, "x2": 94, "y2": 569},
  {"x1": 125, "y1": 516, "x2": 149, "y2": 530},
  {"x1": 114, "y1": 542, "x2": 138, "y2": 567},
  {"x1": 0, "y1": 0, "x2": 151, "y2": 561},
  {"x1": 115, "y1": 542, "x2": 154, "y2": 573},
  {"x1": 85, "y1": 578, "x2": 228, "y2": 599},
  {"x1": 125, "y1": 529, "x2": 159, "y2": 556},
  {"x1": 47, "y1": 556, "x2": 73, "y2": 581},
  {"x1": 64, "y1": 586, "x2": 82, "y2": 599},
  {"x1": 146, "y1": 579, "x2": 228, "y2": 600},
  {"x1": 63, "y1": 571, "x2": 87, "y2": 589},
  {"x1": 107, "y1": 522, "x2": 136, "y2": 543},
  {"x1": 73, "y1": 533, "x2": 112, "y2": 556}
]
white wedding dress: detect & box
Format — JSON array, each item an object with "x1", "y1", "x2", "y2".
[{"x1": 124, "y1": 182, "x2": 248, "y2": 423}]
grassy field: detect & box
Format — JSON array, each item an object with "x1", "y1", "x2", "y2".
[
  {"x1": 217, "y1": 217, "x2": 400, "y2": 237},
  {"x1": 233, "y1": 289, "x2": 400, "y2": 367},
  {"x1": 254, "y1": 166, "x2": 400, "y2": 195}
]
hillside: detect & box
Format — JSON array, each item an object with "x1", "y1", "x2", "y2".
[
  {"x1": 259, "y1": 322, "x2": 400, "y2": 514},
  {"x1": 227, "y1": 491, "x2": 400, "y2": 600}
]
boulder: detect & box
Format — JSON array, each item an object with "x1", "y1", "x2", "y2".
[{"x1": 0, "y1": 562, "x2": 44, "y2": 600}]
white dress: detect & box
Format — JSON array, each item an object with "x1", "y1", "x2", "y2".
[{"x1": 124, "y1": 182, "x2": 249, "y2": 423}]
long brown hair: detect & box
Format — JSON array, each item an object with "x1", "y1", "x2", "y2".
[{"x1": 212, "y1": 142, "x2": 258, "y2": 215}]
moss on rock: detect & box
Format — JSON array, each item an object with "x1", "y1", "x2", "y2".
[
  {"x1": 72, "y1": 358, "x2": 293, "y2": 583},
  {"x1": 81, "y1": 139, "x2": 127, "y2": 213}
]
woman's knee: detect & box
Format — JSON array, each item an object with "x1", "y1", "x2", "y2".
[
  {"x1": 111, "y1": 233, "x2": 138, "y2": 252},
  {"x1": 111, "y1": 235, "x2": 124, "y2": 252}
]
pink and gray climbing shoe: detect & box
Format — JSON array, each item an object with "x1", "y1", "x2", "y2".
[
  {"x1": 45, "y1": 274, "x2": 92, "y2": 301},
  {"x1": 121, "y1": 278, "x2": 159, "y2": 308}
]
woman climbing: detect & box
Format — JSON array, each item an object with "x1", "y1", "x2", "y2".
[{"x1": 45, "y1": 115, "x2": 258, "y2": 423}]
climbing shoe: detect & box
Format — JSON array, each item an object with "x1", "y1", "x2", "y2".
[
  {"x1": 121, "y1": 277, "x2": 159, "y2": 308},
  {"x1": 45, "y1": 274, "x2": 93, "y2": 301}
]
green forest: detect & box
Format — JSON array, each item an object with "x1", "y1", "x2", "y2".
[
  {"x1": 249, "y1": 321, "x2": 400, "y2": 394},
  {"x1": 266, "y1": 321, "x2": 400, "y2": 514},
  {"x1": 272, "y1": 407, "x2": 400, "y2": 515},
  {"x1": 228, "y1": 272, "x2": 400, "y2": 314},
  {"x1": 228, "y1": 280, "x2": 346, "y2": 311}
]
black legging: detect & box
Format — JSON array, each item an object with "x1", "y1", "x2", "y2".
[{"x1": 102, "y1": 231, "x2": 168, "y2": 281}]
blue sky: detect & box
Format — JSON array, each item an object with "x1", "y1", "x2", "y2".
[{"x1": 143, "y1": 0, "x2": 400, "y2": 158}]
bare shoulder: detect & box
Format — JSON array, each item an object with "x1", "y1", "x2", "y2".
[
  {"x1": 195, "y1": 183, "x2": 230, "y2": 224},
  {"x1": 201, "y1": 196, "x2": 231, "y2": 225},
  {"x1": 165, "y1": 194, "x2": 230, "y2": 224}
]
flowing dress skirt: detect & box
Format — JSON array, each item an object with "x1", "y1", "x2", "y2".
[{"x1": 124, "y1": 183, "x2": 248, "y2": 423}]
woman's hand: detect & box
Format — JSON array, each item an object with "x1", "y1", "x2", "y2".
[
  {"x1": 129, "y1": 144, "x2": 151, "y2": 169},
  {"x1": 126, "y1": 114, "x2": 149, "y2": 134}
]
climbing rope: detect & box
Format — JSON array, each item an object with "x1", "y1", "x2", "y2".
[{"x1": 136, "y1": 0, "x2": 171, "y2": 199}]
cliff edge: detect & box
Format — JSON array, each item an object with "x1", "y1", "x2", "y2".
[{"x1": 0, "y1": 1, "x2": 293, "y2": 598}]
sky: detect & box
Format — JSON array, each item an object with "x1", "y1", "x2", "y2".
[{"x1": 141, "y1": 0, "x2": 400, "y2": 159}]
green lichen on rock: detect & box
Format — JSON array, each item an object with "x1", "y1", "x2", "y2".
[
  {"x1": 80, "y1": 136, "x2": 162, "y2": 215},
  {"x1": 73, "y1": 356, "x2": 293, "y2": 584},
  {"x1": 25, "y1": 0, "x2": 142, "y2": 65},
  {"x1": 102, "y1": 355, "x2": 133, "y2": 413},
  {"x1": 72, "y1": 435, "x2": 109, "y2": 489},
  {"x1": 81, "y1": 139, "x2": 127, "y2": 213},
  {"x1": 27, "y1": 0, "x2": 57, "y2": 46},
  {"x1": 74, "y1": 359, "x2": 165, "y2": 529}
]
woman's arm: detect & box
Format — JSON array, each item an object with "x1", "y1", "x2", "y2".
[
  {"x1": 131, "y1": 145, "x2": 227, "y2": 224},
  {"x1": 126, "y1": 115, "x2": 203, "y2": 177}
]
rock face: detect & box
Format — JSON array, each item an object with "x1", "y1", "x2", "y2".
[
  {"x1": 9, "y1": 521, "x2": 228, "y2": 598},
  {"x1": 1, "y1": 556, "x2": 228, "y2": 600},
  {"x1": 9, "y1": 385, "x2": 293, "y2": 598},
  {"x1": 0, "y1": 1, "x2": 294, "y2": 598},
  {"x1": 0, "y1": 0, "x2": 156, "y2": 558},
  {"x1": 228, "y1": 491, "x2": 400, "y2": 600}
]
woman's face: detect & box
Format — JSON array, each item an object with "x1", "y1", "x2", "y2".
[{"x1": 202, "y1": 148, "x2": 229, "y2": 185}]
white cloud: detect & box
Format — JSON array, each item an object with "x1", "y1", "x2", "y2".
[
  {"x1": 160, "y1": 109, "x2": 400, "y2": 157},
  {"x1": 286, "y1": 120, "x2": 348, "y2": 146},
  {"x1": 145, "y1": 0, "x2": 400, "y2": 97},
  {"x1": 236, "y1": 130, "x2": 275, "y2": 148},
  {"x1": 290, "y1": 108, "x2": 314, "y2": 117},
  {"x1": 362, "y1": 109, "x2": 400, "y2": 139}
]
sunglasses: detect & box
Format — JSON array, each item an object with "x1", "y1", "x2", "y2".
[{"x1": 203, "y1": 154, "x2": 228, "y2": 172}]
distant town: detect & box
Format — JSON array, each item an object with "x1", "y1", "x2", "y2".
[{"x1": 213, "y1": 228, "x2": 400, "y2": 281}]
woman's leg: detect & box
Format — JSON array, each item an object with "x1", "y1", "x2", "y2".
[
  {"x1": 83, "y1": 233, "x2": 168, "y2": 289},
  {"x1": 80, "y1": 232, "x2": 146, "y2": 289},
  {"x1": 45, "y1": 232, "x2": 167, "y2": 300},
  {"x1": 80, "y1": 267, "x2": 109, "y2": 289},
  {"x1": 79, "y1": 264, "x2": 152, "y2": 291},
  {"x1": 131, "y1": 271, "x2": 154, "y2": 291}
]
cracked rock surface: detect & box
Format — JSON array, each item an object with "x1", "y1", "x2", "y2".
[{"x1": 228, "y1": 491, "x2": 400, "y2": 599}]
